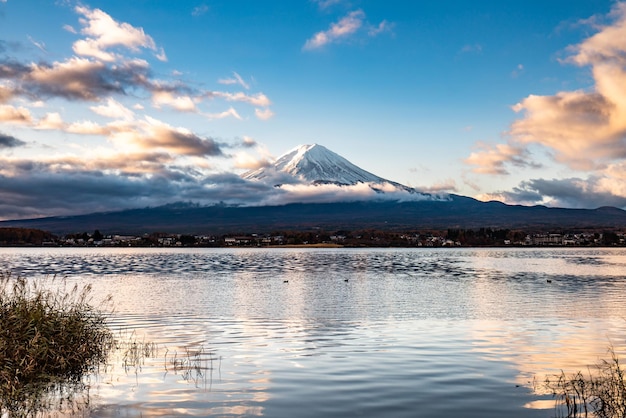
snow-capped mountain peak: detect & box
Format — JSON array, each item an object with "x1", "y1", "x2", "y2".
[{"x1": 243, "y1": 143, "x2": 385, "y2": 185}]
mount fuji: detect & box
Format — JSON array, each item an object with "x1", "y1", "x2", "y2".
[
  {"x1": 244, "y1": 144, "x2": 386, "y2": 185},
  {"x1": 243, "y1": 143, "x2": 431, "y2": 198},
  {"x1": 2, "y1": 144, "x2": 626, "y2": 235}
]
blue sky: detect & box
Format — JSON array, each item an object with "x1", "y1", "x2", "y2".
[{"x1": 1, "y1": 0, "x2": 625, "y2": 219}]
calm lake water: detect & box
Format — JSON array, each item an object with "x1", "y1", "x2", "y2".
[{"x1": 3, "y1": 247, "x2": 626, "y2": 417}]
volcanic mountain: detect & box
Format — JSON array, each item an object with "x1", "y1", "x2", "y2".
[
  {"x1": 2, "y1": 143, "x2": 626, "y2": 235},
  {"x1": 244, "y1": 144, "x2": 385, "y2": 184},
  {"x1": 242, "y1": 143, "x2": 423, "y2": 195}
]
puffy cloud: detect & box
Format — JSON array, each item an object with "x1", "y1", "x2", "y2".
[
  {"x1": 0, "y1": 85, "x2": 14, "y2": 103},
  {"x1": 479, "y1": 163, "x2": 626, "y2": 209},
  {"x1": 255, "y1": 107, "x2": 274, "y2": 120},
  {"x1": 0, "y1": 3, "x2": 279, "y2": 219},
  {"x1": 418, "y1": 179, "x2": 458, "y2": 194},
  {"x1": 465, "y1": 142, "x2": 540, "y2": 175},
  {"x1": 233, "y1": 151, "x2": 272, "y2": 170},
  {"x1": 66, "y1": 120, "x2": 110, "y2": 135},
  {"x1": 25, "y1": 57, "x2": 151, "y2": 101},
  {"x1": 510, "y1": 90, "x2": 623, "y2": 170},
  {"x1": 476, "y1": 164, "x2": 626, "y2": 209},
  {"x1": 0, "y1": 155, "x2": 275, "y2": 219},
  {"x1": 504, "y1": 2, "x2": 626, "y2": 171},
  {"x1": 259, "y1": 182, "x2": 435, "y2": 206},
  {"x1": 242, "y1": 136, "x2": 256, "y2": 147},
  {"x1": 0, "y1": 105, "x2": 32, "y2": 124},
  {"x1": 90, "y1": 97, "x2": 134, "y2": 119},
  {"x1": 73, "y1": 6, "x2": 162, "y2": 62},
  {"x1": 35, "y1": 112, "x2": 64, "y2": 130},
  {"x1": 0, "y1": 132, "x2": 26, "y2": 148},
  {"x1": 152, "y1": 90, "x2": 198, "y2": 112},
  {"x1": 464, "y1": 2, "x2": 626, "y2": 179},
  {"x1": 110, "y1": 116, "x2": 225, "y2": 157},
  {"x1": 565, "y1": 2, "x2": 626, "y2": 67}
]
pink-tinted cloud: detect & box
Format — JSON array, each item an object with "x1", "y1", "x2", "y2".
[
  {"x1": 304, "y1": 10, "x2": 369, "y2": 50},
  {"x1": 304, "y1": 9, "x2": 393, "y2": 51},
  {"x1": 465, "y1": 142, "x2": 539, "y2": 175},
  {"x1": 467, "y1": 2, "x2": 626, "y2": 177},
  {"x1": 0, "y1": 104, "x2": 32, "y2": 124},
  {"x1": 255, "y1": 107, "x2": 274, "y2": 120}
]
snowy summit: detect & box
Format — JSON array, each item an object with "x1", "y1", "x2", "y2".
[
  {"x1": 244, "y1": 144, "x2": 389, "y2": 185},
  {"x1": 242, "y1": 144, "x2": 439, "y2": 202}
]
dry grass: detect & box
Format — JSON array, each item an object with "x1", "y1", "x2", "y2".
[
  {"x1": 0, "y1": 272, "x2": 114, "y2": 416},
  {"x1": 545, "y1": 347, "x2": 626, "y2": 418}
]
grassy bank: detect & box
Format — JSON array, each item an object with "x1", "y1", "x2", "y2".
[
  {"x1": 0, "y1": 272, "x2": 114, "y2": 416},
  {"x1": 546, "y1": 346, "x2": 626, "y2": 418}
]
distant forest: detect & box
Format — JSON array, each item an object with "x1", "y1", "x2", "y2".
[{"x1": 0, "y1": 228, "x2": 57, "y2": 246}]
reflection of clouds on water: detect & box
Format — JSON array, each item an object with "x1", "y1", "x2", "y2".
[
  {"x1": 465, "y1": 319, "x2": 626, "y2": 389},
  {"x1": 2, "y1": 247, "x2": 626, "y2": 417},
  {"x1": 465, "y1": 267, "x2": 626, "y2": 412}
]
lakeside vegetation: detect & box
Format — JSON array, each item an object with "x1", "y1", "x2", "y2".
[
  {"x1": 0, "y1": 272, "x2": 216, "y2": 416},
  {"x1": 0, "y1": 272, "x2": 113, "y2": 416},
  {"x1": 545, "y1": 347, "x2": 626, "y2": 418},
  {"x1": 1, "y1": 227, "x2": 626, "y2": 248}
]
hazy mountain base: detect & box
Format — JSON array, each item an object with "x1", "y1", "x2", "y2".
[{"x1": 1, "y1": 196, "x2": 625, "y2": 236}]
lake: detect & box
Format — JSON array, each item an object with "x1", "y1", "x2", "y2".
[{"x1": 2, "y1": 247, "x2": 626, "y2": 417}]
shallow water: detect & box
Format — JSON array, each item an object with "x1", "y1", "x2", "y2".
[{"x1": 3, "y1": 247, "x2": 626, "y2": 417}]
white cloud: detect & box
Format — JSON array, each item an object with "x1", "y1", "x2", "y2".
[
  {"x1": 233, "y1": 151, "x2": 271, "y2": 170},
  {"x1": 214, "y1": 91, "x2": 271, "y2": 107},
  {"x1": 152, "y1": 91, "x2": 198, "y2": 112},
  {"x1": 72, "y1": 6, "x2": 163, "y2": 62},
  {"x1": 192, "y1": 4, "x2": 209, "y2": 17},
  {"x1": 67, "y1": 120, "x2": 109, "y2": 135},
  {"x1": 35, "y1": 112, "x2": 64, "y2": 130},
  {"x1": 303, "y1": 10, "x2": 392, "y2": 50},
  {"x1": 205, "y1": 107, "x2": 242, "y2": 120},
  {"x1": 90, "y1": 97, "x2": 134, "y2": 120},
  {"x1": 0, "y1": 105, "x2": 33, "y2": 124},
  {"x1": 303, "y1": 10, "x2": 365, "y2": 50},
  {"x1": 255, "y1": 107, "x2": 274, "y2": 120},
  {"x1": 218, "y1": 72, "x2": 250, "y2": 90}
]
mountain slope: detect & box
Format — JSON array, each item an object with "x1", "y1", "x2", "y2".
[
  {"x1": 244, "y1": 144, "x2": 399, "y2": 186},
  {"x1": 2, "y1": 197, "x2": 625, "y2": 235}
]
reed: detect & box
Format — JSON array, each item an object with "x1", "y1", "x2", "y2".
[
  {"x1": 164, "y1": 345, "x2": 219, "y2": 388},
  {"x1": 0, "y1": 272, "x2": 114, "y2": 416},
  {"x1": 545, "y1": 346, "x2": 626, "y2": 418}
]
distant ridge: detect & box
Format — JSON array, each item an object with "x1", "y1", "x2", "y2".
[{"x1": 2, "y1": 197, "x2": 625, "y2": 236}]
